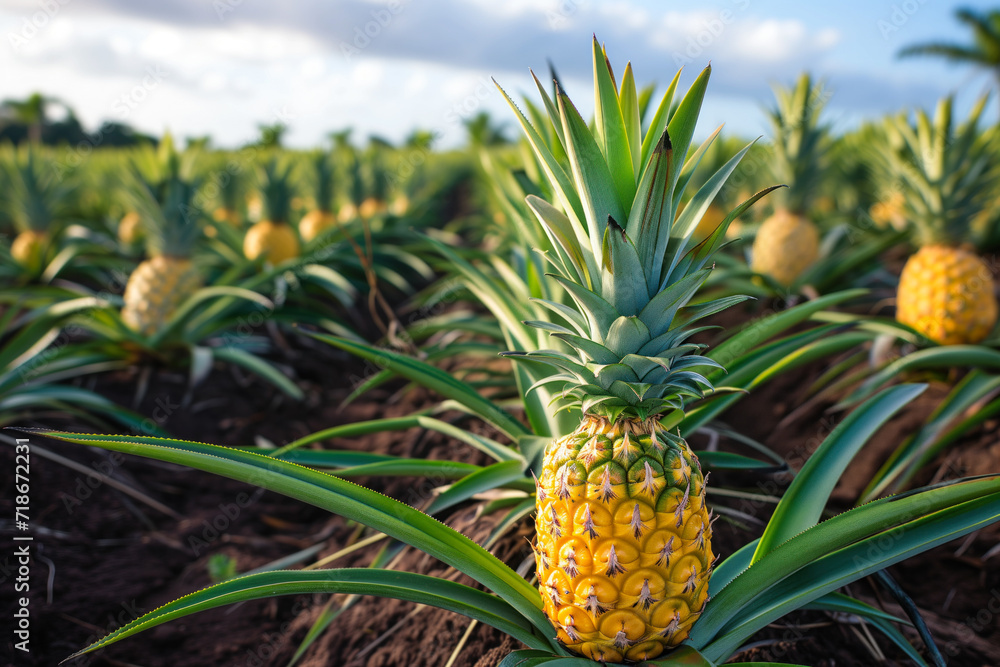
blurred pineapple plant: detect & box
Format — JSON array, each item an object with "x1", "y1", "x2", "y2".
[
  {"x1": 751, "y1": 73, "x2": 829, "y2": 287},
  {"x1": 298, "y1": 150, "x2": 337, "y2": 242},
  {"x1": 119, "y1": 168, "x2": 204, "y2": 337},
  {"x1": 243, "y1": 158, "x2": 301, "y2": 264},
  {"x1": 3, "y1": 146, "x2": 74, "y2": 276},
  {"x1": 874, "y1": 95, "x2": 999, "y2": 345}
]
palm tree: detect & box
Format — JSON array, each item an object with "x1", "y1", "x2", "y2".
[
  {"x1": 463, "y1": 111, "x2": 508, "y2": 147},
  {"x1": 255, "y1": 122, "x2": 287, "y2": 148},
  {"x1": 899, "y1": 8, "x2": 1000, "y2": 114},
  {"x1": 0, "y1": 93, "x2": 62, "y2": 143}
]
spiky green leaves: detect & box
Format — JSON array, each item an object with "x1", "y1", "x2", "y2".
[
  {"x1": 118, "y1": 133, "x2": 207, "y2": 258},
  {"x1": 257, "y1": 158, "x2": 296, "y2": 224},
  {"x1": 3, "y1": 147, "x2": 74, "y2": 234},
  {"x1": 873, "y1": 94, "x2": 998, "y2": 247},
  {"x1": 767, "y1": 73, "x2": 830, "y2": 214},
  {"x1": 499, "y1": 37, "x2": 770, "y2": 420}
]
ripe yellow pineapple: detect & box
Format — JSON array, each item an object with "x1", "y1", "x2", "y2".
[
  {"x1": 244, "y1": 160, "x2": 300, "y2": 264},
  {"x1": 877, "y1": 96, "x2": 999, "y2": 344},
  {"x1": 118, "y1": 211, "x2": 143, "y2": 245},
  {"x1": 500, "y1": 40, "x2": 769, "y2": 662},
  {"x1": 11, "y1": 229, "x2": 48, "y2": 267},
  {"x1": 751, "y1": 74, "x2": 828, "y2": 286},
  {"x1": 752, "y1": 209, "x2": 819, "y2": 286},
  {"x1": 120, "y1": 169, "x2": 204, "y2": 336},
  {"x1": 298, "y1": 151, "x2": 337, "y2": 242}
]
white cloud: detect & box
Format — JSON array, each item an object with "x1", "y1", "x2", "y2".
[{"x1": 0, "y1": 0, "x2": 946, "y2": 148}]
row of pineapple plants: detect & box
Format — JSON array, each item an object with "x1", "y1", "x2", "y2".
[
  {"x1": 0, "y1": 136, "x2": 462, "y2": 428},
  {"x1": 12, "y1": 38, "x2": 1000, "y2": 667}
]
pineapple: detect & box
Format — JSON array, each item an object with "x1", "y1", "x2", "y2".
[
  {"x1": 751, "y1": 73, "x2": 829, "y2": 286},
  {"x1": 876, "y1": 96, "x2": 999, "y2": 345},
  {"x1": 6, "y1": 149, "x2": 70, "y2": 271},
  {"x1": 298, "y1": 151, "x2": 337, "y2": 242},
  {"x1": 499, "y1": 40, "x2": 766, "y2": 662},
  {"x1": 118, "y1": 211, "x2": 143, "y2": 245},
  {"x1": 243, "y1": 160, "x2": 300, "y2": 264},
  {"x1": 869, "y1": 190, "x2": 907, "y2": 231},
  {"x1": 120, "y1": 172, "x2": 204, "y2": 336}
]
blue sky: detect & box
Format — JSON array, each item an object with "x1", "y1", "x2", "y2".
[{"x1": 1, "y1": 0, "x2": 997, "y2": 148}]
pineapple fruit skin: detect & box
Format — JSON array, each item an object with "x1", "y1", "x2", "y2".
[
  {"x1": 751, "y1": 209, "x2": 819, "y2": 286},
  {"x1": 11, "y1": 230, "x2": 47, "y2": 267},
  {"x1": 298, "y1": 210, "x2": 336, "y2": 242},
  {"x1": 535, "y1": 416, "x2": 713, "y2": 663},
  {"x1": 121, "y1": 256, "x2": 202, "y2": 336},
  {"x1": 896, "y1": 244, "x2": 998, "y2": 345},
  {"x1": 243, "y1": 221, "x2": 300, "y2": 264}
]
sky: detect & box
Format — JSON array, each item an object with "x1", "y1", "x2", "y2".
[{"x1": 1, "y1": 0, "x2": 998, "y2": 149}]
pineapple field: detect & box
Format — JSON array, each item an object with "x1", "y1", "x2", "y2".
[{"x1": 5, "y1": 24, "x2": 1000, "y2": 667}]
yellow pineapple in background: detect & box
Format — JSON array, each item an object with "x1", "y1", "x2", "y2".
[
  {"x1": 118, "y1": 211, "x2": 143, "y2": 245},
  {"x1": 876, "y1": 96, "x2": 999, "y2": 345},
  {"x1": 869, "y1": 190, "x2": 907, "y2": 231},
  {"x1": 752, "y1": 73, "x2": 829, "y2": 286},
  {"x1": 498, "y1": 40, "x2": 772, "y2": 662},
  {"x1": 120, "y1": 162, "x2": 204, "y2": 336},
  {"x1": 243, "y1": 159, "x2": 300, "y2": 264},
  {"x1": 298, "y1": 151, "x2": 337, "y2": 242}
]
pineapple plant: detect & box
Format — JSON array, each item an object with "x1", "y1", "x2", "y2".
[
  {"x1": 120, "y1": 173, "x2": 204, "y2": 336},
  {"x1": 496, "y1": 40, "x2": 774, "y2": 663},
  {"x1": 358, "y1": 149, "x2": 389, "y2": 219},
  {"x1": 751, "y1": 73, "x2": 829, "y2": 286},
  {"x1": 243, "y1": 159, "x2": 300, "y2": 264},
  {"x1": 5, "y1": 149, "x2": 71, "y2": 272},
  {"x1": 211, "y1": 166, "x2": 244, "y2": 228},
  {"x1": 877, "y1": 96, "x2": 999, "y2": 345},
  {"x1": 298, "y1": 151, "x2": 337, "y2": 242}
]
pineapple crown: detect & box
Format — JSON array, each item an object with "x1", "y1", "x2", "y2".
[
  {"x1": 499, "y1": 38, "x2": 773, "y2": 422},
  {"x1": 213, "y1": 162, "x2": 243, "y2": 212},
  {"x1": 303, "y1": 151, "x2": 336, "y2": 212},
  {"x1": 363, "y1": 149, "x2": 389, "y2": 202},
  {"x1": 873, "y1": 94, "x2": 998, "y2": 248},
  {"x1": 257, "y1": 158, "x2": 296, "y2": 224},
  {"x1": 4, "y1": 146, "x2": 74, "y2": 234},
  {"x1": 123, "y1": 169, "x2": 204, "y2": 259},
  {"x1": 766, "y1": 73, "x2": 831, "y2": 214}
]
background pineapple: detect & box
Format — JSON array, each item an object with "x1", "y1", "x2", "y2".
[
  {"x1": 6, "y1": 148, "x2": 72, "y2": 272},
  {"x1": 751, "y1": 73, "x2": 829, "y2": 286},
  {"x1": 298, "y1": 151, "x2": 336, "y2": 242},
  {"x1": 243, "y1": 159, "x2": 301, "y2": 264},
  {"x1": 875, "y1": 96, "x2": 999, "y2": 345},
  {"x1": 500, "y1": 40, "x2": 767, "y2": 662},
  {"x1": 120, "y1": 169, "x2": 204, "y2": 337}
]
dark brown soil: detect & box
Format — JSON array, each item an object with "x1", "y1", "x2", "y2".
[{"x1": 3, "y1": 304, "x2": 1000, "y2": 667}]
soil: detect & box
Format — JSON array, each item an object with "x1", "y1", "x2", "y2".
[{"x1": 3, "y1": 299, "x2": 1000, "y2": 667}]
